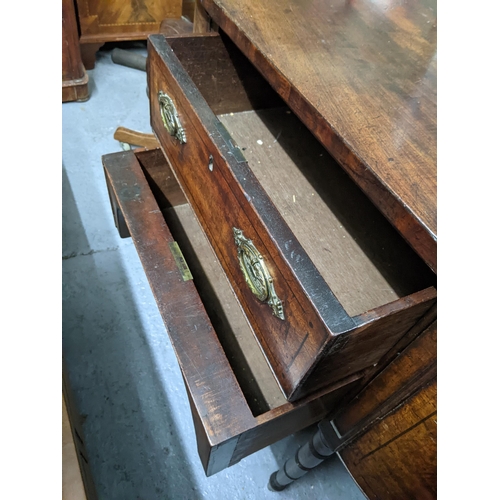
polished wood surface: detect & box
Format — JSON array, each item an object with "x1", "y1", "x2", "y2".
[
  {"x1": 269, "y1": 319, "x2": 437, "y2": 495},
  {"x1": 62, "y1": 0, "x2": 89, "y2": 102},
  {"x1": 148, "y1": 33, "x2": 436, "y2": 400},
  {"x1": 336, "y1": 321, "x2": 437, "y2": 499},
  {"x1": 333, "y1": 320, "x2": 437, "y2": 437},
  {"x1": 200, "y1": 0, "x2": 437, "y2": 272},
  {"x1": 341, "y1": 381, "x2": 437, "y2": 500}
]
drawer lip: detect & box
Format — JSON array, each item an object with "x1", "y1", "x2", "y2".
[
  {"x1": 148, "y1": 33, "x2": 355, "y2": 336},
  {"x1": 102, "y1": 149, "x2": 363, "y2": 474}
]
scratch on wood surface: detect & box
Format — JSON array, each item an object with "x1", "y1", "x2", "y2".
[{"x1": 358, "y1": 410, "x2": 437, "y2": 463}]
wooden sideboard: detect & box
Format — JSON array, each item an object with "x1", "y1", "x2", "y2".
[{"x1": 102, "y1": 0, "x2": 437, "y2": 493}]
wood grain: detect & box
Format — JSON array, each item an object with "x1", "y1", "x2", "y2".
[
  {"x1": 148, "y1": 35, "x2": 352, "y2": 400},
  {"x1": 63, "y1": 362, "x2": 99, "y2": 500},
  {"x1": 104, "y1": 150, "x2": 255, "y2": 474},
  {"x1": 200, "y1": 0, "x2": 437, "y2": 272},
  {"x1": 76, "y1": 0, "x2": 183, "y2": 43},
  {"x1": 62, "y1": 0, "x2": 89, "y2": 102},
  {"x1": 161, "y1": 202, "x2": 287, "y2": 413},
  {"x1": 321, "y1": 321, "x2": 438, "y2": 499},
  {"x1": 340, "y1": 381, "x2": 437, "y2": 499},
  {"x1": 148, "y1": 34, "x2": 436, "y2": 400},
  {"x1": 103, "y1": 149, "x2": 362, "y2": 474}
]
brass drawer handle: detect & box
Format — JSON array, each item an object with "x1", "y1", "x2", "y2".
[
  {"x1": 158, "y1": 91, "x2": 186, "y2": 144},
  {"x1": 233, "y1": 228, "x2": 285, "y2": 320}
]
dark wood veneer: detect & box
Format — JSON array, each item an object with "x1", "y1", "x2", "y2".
[{"x1": 200, "y1": 0, "x2": 437, "y2": 272}]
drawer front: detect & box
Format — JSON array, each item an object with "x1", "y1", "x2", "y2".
[
  {"x1": 148, "y1": 35, "x2": 356, "y2": 400},
  {"x1": 146, "y1": 34, "x2": 437, "y2": 402},
  {"x1": 102, "y1": 149, "x2": 361, "y2": 475}
]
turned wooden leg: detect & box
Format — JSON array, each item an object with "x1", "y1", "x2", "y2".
[{"x1": 268, "y1": 425, "x2": 336, "y2": 491}]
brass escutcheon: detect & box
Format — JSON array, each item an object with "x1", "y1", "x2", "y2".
[
  {"x1": 233, "y1": 228, "x2": 285, "y2": 320},
  {"x1": 158, "y1": 91, "x2": 186, "y2": 144}
]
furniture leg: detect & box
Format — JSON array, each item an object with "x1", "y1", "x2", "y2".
[
  {"x1": 80, "y1": 43, "x2": 105, "y2": 70},
  {"x1": 268, "y1": 425, "x2": 336, "y2": 491}
]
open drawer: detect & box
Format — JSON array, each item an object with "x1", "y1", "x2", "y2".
[
  {"x1": 147, "y1": 32, "x2": 437, "y2": 401},
  {"x1": 102, "y1": 148, "x2": 362, "y2": 476}
]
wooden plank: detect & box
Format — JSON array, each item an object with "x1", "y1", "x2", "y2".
[
  {"x1": 200, "y1": 0, "x2": 437, "y2": 272},
  {"x1": 339, "y1": 381, "x2": 437, "y2": 499},
  {"x1": 193, "y1": 0, "x2": 212, "y2": 33},
  {"x1": 333, "y1": 320, "x2": 437, "y2": 437}
]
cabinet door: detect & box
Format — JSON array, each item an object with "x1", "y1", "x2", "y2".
[{"x1": 76, "y1": 0, "x2": 183, "y2": 42}]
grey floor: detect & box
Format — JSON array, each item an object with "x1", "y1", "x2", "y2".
[{"x1": 62, "y1": 43, "x2": 367, "y2": 500}]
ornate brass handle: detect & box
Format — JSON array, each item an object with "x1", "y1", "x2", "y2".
[
  {"x1": 233, "y1": 228, "x2": 285, "y2": 320},
  {"x1": 158, "y1": 91, "x2": 186, "y2": 144}
]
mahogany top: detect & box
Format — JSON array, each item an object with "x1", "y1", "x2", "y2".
[{"x1": 200, "y1": 0, "x2": 437, "y2": 272}]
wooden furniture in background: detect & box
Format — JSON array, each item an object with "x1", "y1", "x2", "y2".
[
  {"x1": 62, "y1": 0, "x2": 89, "y2": 102},
  {"x1": 74, "y1": 0, "x2": 184, "y2": 69}
]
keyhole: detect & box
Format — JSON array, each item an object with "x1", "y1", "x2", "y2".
[{"x1": 208, "y1": 155, "x2": 214, "y2": 171}]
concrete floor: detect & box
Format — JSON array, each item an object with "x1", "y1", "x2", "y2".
[{"x1": 62, "y1": 43, "x2": 367, "y2": 500}]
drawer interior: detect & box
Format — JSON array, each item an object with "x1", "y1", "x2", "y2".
[
  {"x1": 165, "y1": 32, "x2": 436, "y2": 318},
  {"x1": 136, "y1": 150, "x2": 287, "y2": 415},
  {"x1": 162, "y1": 203, "x2": 287, "y2": 415}
]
